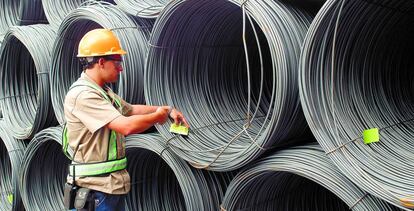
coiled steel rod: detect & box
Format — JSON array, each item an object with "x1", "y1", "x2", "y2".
[
  {"x1": 145, "y1": 0, "x2": 312, "y2": 171},
  {"x1": 221, "y1": 144, "x2": 397, "y2": 211},
  {"x1": 0, "y1": 0, "x2": 48, "y2": 34},
  {"x1": 0, "y1": 24, "x2": 58, "y2": 139},
  {"x1": 299, "y1": 0, "x2": 414, "y2": 209},
  {"x1": 19, "y1": 126, "x2": 67, "y2": 211},
  {"x1": 19, "y1": 127, "x2": 234, "y2": 211},
  {"x1": 0, "y1": 0, "x2": 18, "y2": 34},
  {"x1": 126, "y1": 133, "x2": 235, "y2": 211},
  {"x1": 0, "y1": 121, "x2": 27, "y2": 211},
  {"x1": 0, "y1": 35, "x2": 2, "y2": 120},
  {"x1": 50, "y1": 1, "x2": 152, "y2": 125},
  {"x1": 18, "y1": 0, "x2": 48, "y2": 25},
  {"x1": 114, "y1": 0, "x2": 169, "y2": 18},
  {"x1": 41, "y1": 0, "x2": 115, "y2": 26}
]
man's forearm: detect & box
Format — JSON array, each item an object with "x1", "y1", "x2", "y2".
[
  {"x1": 108, "y1": 110, "x2": 167, "y2": 135},
  {"x1": 127, "y1": 112, "x2": 162, "y2": 134},
  {"x1": 130, "y1": 105, "x2": 160, "y2": 115}
]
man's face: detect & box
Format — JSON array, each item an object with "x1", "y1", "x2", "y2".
[{"x1": 100, "y1": 54, "x2": 123, "y2": 83}]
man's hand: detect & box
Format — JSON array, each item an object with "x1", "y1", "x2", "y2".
[
  {"x1": 155, "y1": 106, "x2": 170, "y2": 124},
  {"x1": 169, "y1": 108, "x2": 189, "y2": 128}
]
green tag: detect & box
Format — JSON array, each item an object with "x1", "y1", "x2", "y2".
[
  {"x1": 7, "y1": 194, "x2": 13, "y2": 204},
  {"x1": 170, "y1": 124, "x2": 189, "y2": 136},
  {"x1": 363, "y1": 128, "x2": 379, "y2": 144}
]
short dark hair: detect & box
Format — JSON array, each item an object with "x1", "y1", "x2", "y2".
[{"x1": 80, "y1": 57, "x2": 99, "y2": 70}]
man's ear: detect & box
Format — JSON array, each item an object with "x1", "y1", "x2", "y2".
[{"x1": 98, "y1": 58, "x2": 105, "y2": 67}]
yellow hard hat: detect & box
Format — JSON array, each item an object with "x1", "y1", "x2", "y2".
[{"x1": 77, "y1": 28, "x2": 127, "y2": 57}]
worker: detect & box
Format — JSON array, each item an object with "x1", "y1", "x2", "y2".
[{"x1": 62, "y1": 28, "x2": 189, "y2": 211}]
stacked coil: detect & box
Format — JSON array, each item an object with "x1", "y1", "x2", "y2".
[
  {"x1": 19, "y1": 127, "x2": 234, "y2": 211},
  {"x1": 0, "y1": 0, "x2": 18, "y2": 34},
  {"x1": 0, "y1": 24, "x2": 58, "y2": 139},
  {"x1": 221, "y1": 144, "x2": 396, "y2": 211},
  {"x1": 0, "y1": 121, "x2": 27, "y2": 211},
  {"x1": 145, "y1": 0, "x2": 312, "y2": 171},
  {"x1": 0, "y1": 0, "x2": 47, "y2": 34},
  {"x1": 299, "y1": 0, "x2": 414, "y2": 209},
  {"x1": 114, "y1": 0, "x2": 169, "y2": 18},
  {"x1": 126, "y1": 133, "x2": 234, "y2": 211},
  {"x1": 0, "y1": 32, "x2": 1, "y2": 120},
  {"x1": 19, "y1": 126, "x2": 67, "y2": 211},
  {"x1": 50, "y1": 1, "x2": 152, "y2": 125},
  {"x1": 41, "y1": 0, "x2": 115, "y2": 26},
  {"x1": 17, "y1": 0, "x2": 48, "y2": 25}
]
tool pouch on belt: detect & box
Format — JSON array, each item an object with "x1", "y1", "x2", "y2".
[
  {"x1": 75, "y1": 188, "x2": 95, "y2": 211},
  {"x1": 63, "y1": 183, "x2": 78, "y2": 209}
]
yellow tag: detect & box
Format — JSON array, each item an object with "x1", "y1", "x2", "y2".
[
  {"x1": 400, "y1": 198, "x2": 414, "y2": 208},
  {"x1": 363, "y1": 128, "x2": 379, "y2": 144},
  {"x1": 7, "y1": 194, "x2": 13, "y2": 204},
  {"x1": 169, "y1": 124, "x2": 189, "y2": 136}
]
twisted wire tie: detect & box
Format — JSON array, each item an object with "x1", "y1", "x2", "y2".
[
  {"x1": 349, "y1": 193, "x2": 368, "y2": 209},
  {"x1": 135, "y1": 5, "x2": 163, "y2": 16},
  {"x1": 326, "y1": 118, "x2": 414, "y2": 155}
]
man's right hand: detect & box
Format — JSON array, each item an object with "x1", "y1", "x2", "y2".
[
  {"x1": 155, "y1": 106, "x2": 170, "y2": 124},
  {"x1": 107, "y1": 106, "x2": 174, "y2": 136}
]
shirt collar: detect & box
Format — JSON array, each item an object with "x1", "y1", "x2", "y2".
[
  {"x1": 81, "y1": 72, "x2": 100, "y2": 86},
  {"x1": 80, "y1": 72, "x2": 116, "y2": 95}
]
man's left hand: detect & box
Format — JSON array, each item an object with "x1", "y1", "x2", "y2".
[{"x1": 169, "y1": 108, "x2": 189, "y2": 128}]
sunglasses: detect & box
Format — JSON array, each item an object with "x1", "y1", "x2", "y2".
[
  {"x1": 103, "y1": 55, "x2": 123, "y2": 67},
  {"x1": 112, "y1": 60, "x2": 123, "y2": 68}
]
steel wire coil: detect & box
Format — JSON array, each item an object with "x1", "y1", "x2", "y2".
[
  {"x1": 19, "y1": 127, "x2": 234, "y2": 211},
  {"x1": 0, "y1": 0, "x2": 48, "y2": 34},
  {"x1": 221, "y1": 144, "x2": 398, "y2": 211},
  {"x1": 0, "y1": 121, "x2": 27, "y2": 211},
  {"x1": 0, "y1": 34, "x2": 1, "y2": 120},
  {"x1": 145, "y1": 0, "x2": 313, "y2": 171},
  {"x1": 0, "y1": 35, "x2": 2, "y2": 119},
  {"x1": 41, "y1": 0, "x2": 115, "y2": 26},
  {"x1": 114, "y1": 0, "x2": 169, "y2": 18},
  {"x1": 0, "y1": 36, "x2": 2, "y2": 120},
  {"x1": 126, "y1": 133, "x2": 235, "y2": 211},
  {"x1": 50, "y1": 1, "x2": 153, "y2": 125},
  {"x1": 299, "y1": 0, "x2": 414, "y2": 209},
  {"x1": 0, "y1": 24, "x2": 58, "y2": 139},
  {"x1": 19, "y1": 126, "x2": 69, "y2": 211},
  {"x1": 18, "y1": 0, "x2": 48, "y2": 26},
  {"x1": 0, "y1": 0, "x2": 17, "y2": 34}
]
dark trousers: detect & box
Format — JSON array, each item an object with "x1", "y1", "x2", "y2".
[{"x1": 71, "y1": 190, "x2": 126, "y2": 211}]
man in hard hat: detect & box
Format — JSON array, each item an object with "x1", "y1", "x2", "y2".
[{"x1": 63, "y1": 28, "x2": 189, "y2": 211}]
